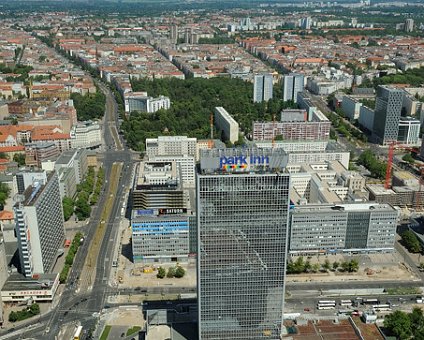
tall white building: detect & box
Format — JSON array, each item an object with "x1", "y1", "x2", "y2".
[
  {"x1": 283, "y1": 73, "x2": 304, "y2": 102},
  {"x1": 405, "y1": 18, "x2": 414, "y2": 32},
  {"x1": 213, "y1": 107, "x2": 239, "y2": 144},
  {"x1": 398, "y1": 117, "x2": 420, "y2": 145},
  {"x1": 145, "y1": 136, "x2": 197, "y2": 160},
  {"x1": 125, "y1": 92, "x2": 171, "y2": 114},
  {"x1": 253, "y1": 74, "x2": 273, "y2": 103},
  {"x1": 14, "y1": 172, "x2": 65, "y2": 277}
]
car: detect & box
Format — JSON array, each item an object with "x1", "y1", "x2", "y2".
[{"x1": 304, "y1": 307, "x2": 311, "y2": 312}]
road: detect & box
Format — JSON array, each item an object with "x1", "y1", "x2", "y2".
[{"x1": 0, "y1": 82, "x2": 135, "y2": 340}]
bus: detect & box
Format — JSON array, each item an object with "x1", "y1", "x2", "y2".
[
  {"x1": 317, "y1": 305, "x2": 336, "y2": 310},
  {"x1": 362, "y1": 298, "x2": 380, "y2": 305},
  {"x1": 372, "y1": 304, "x2": 392, "y2": 312},
  {"x1": 318, "y1": 300, "x2": 336, "y2": 305},
  {"x1": 74, "y1": 326, "x2": 83, "y2": 340},
  {"x1": 340, "y1": 299, "x2": 353, "y2": 306}
]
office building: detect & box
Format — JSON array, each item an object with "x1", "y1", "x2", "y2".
[
  {"x1": 342, "y1": 96, "x2": 362, "y2": 120},
  {"x1": 54, "y1": 148, "x2": 88, "y2": 184},
  {"x1": 14, "y1": 172, "x2": 65, "y2": 277},
  {"x1": 145, "y1": 136, "x2": 197, "y2": 160},
  {"x1": 132, "y1": 161, "x2": 188, "y2": 211},
  {"x1": 405, "y1": 18, "x2": 414, "y2": 32},
  {"x1": 170, "y1": 24, "x2": 178, "y2": 44},
  {"x1": 197, "y1": 148, "x2": 290, "y2": 340},
  {"x1": 358, "y1": 105, "x2": 375, "y2": 132},
  {"x1": 397, "y1": 117, "x2": 420, "y2": 145},
  {"x1": 131, "y1": 210, "x2": 189, "y2": 264},
  {"x1": 214, "y1": 107, "x2": 239, "y2": 144},
  {"x1": 14, "y1": 170, "x2": 48, "y2": 195},
  {"x1": 253, "y1": 109, "x2": 330, "y2": 141},
  {"x1": 70, "y1": 121, "x2": 101, "y2": 149},
  {"x1": 150, "y1": 154, "x2": 195, "y2": 187},
  {"x1": 25, "y1": 142, "x2": 60, "y2": 168},
  {"x1": 372, "y1": 86, "x2": 404, "y2": 145},
  {"x1": 253, "y1": 74, "x2": 273, "y2": 103},
  {"x1": 283, "y1": 74, "x2": 304, "y2": 102},
  {"x1": 289, "y1": 203, "x2": 398, "y2": 255}
]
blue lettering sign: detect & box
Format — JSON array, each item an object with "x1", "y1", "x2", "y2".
[{"x1": 219, "y1": 155, "x2": 270, "y2": 168}]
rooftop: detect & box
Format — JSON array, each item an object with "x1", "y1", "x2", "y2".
[{"x1": 2, "y1": 273, "x2": 58, "y2": 292}]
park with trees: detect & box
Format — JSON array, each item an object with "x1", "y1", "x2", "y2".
[
  {"x1": 286, "y1": 257, "x2": 359, "y2": 274},
  {"x1": 9, "y1": 303, "x2": 40, "y2": 322},
  {"x1": 383, "y1": 307, "x2": 424, "y2": 339},
  {"x1": 120, "y1": 77, "x2": 297, "y2": 151},
  {"x1": 71, "y1": 91, "x2": 106, "y2": 121}
]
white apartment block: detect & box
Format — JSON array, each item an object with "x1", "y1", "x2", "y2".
[
  {"x1": 254, "y1": 140, "x2": 328, "y2": 152},
  {"x1": 214, "y1": 107, "x2": 239, "y2": 144},
  {"x1": 125, "y1": 92, "x2": 171, "y2": 114},
  {"x1": 145, "y1": 136, "x2": 197, "y2": 160}
]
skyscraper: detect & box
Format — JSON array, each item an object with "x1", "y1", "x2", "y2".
[
  {"x1": 283, "y1": 73, "x2": 304, "y2": 102},
  {"x1": 405, "y1": 18, "x2": 414, "y2": 32},
  {"x1": 372, "y1": 85, "x2": 404, "y2": 145},
  {"x1": 170, "y1": 24, "x2": 178, "y2": 44},
  {"x1": 253, "y1": 74, "x2": 273, "y2": 103},
  {"x1": 14, "y1": 172, "x2": 65, "y2": 277},
  {"x1": 197, "y1": 148, "x2": 290, "y2": 340}
]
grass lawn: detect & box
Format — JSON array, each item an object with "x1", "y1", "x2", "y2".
[
  {"x1": 100, "y1": 325, "x2": 112, "y2": 340},
  {"x1": 126, "y1": 326, "x2": 141, "y2": 336}
]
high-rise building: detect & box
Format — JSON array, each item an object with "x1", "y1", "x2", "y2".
[
  {"x1": 170, "y1": 24, "x2": 178, "y2": 44},
  {"x1": 14, "y1": 172, "x2": 65, "y2": 277},
  {"x1": 397, "y1": 117, "x2": 420, "y2": 145},
  {"x1": 301, "y1": 17, "x2": 312, "y2": 30},
  {"x1": 283, "y1": 73, "x2": 304, "y2": 102},
  {"x1": 214, "y1": 107, "x2": 239, "y2": 144},
  {"x1": 253, "y1": 74, "x2": 273, "y2": 103},
  {"x1": 372, "y1": 85, "x2": 404, "y2": 145},
  {"x1": 405, "y1": 18, "x2": 414, "y2": 32},
  {"x1": 197, "y1": 148, "x2": 290, "y2": 340}
]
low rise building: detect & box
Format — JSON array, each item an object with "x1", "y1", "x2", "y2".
[
  {"x1": 54, "y1": 149, "x2": 88, "y2": 184},
  {"x1": 25, "y1": 142, "x2": 60, "y2": 168},
  {"x1": 1, "y1": 273, "x2": 59, "y2": 302},
  {"x1": 289, "y1": 203, "x2": 398, "y2": 255},
  {"x1": 70, "y1": 121, "x2": 101, "y2": 149}
]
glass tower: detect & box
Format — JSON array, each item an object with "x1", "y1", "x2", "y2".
[{"x1": 197, "y1": 148, "x2": 290, "y2": 340}]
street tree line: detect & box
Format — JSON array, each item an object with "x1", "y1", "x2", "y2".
[
  {"x1": 59, "y1": 232, "x2": 84, "y2": 283},
  {"x1": 62, "y1": 167, "x2": 104, "y2": 221},
  {"x1": 287, "y1": 257, "x2": 359, "y2": 274}
]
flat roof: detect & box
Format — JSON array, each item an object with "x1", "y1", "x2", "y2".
[
  {"x1": 2, "y1": 273, "x2": 58, "y2": 292},
  {"x1": 291, "y1": 203, "x2": 395, "y2": 213},
  {"x1": 55, "y1": 149, "x2": 77, "y2": 165}
]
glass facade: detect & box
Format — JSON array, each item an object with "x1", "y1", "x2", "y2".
[{"x1": 197, "y1": 173, "x2": 290, "y2": 340}]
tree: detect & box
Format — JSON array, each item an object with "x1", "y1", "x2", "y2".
[
  {"x1": 175, "y1": 266, "x2": 185, "y2": 278},
  {"x1": 348, "y1": 259, "x2": 359, "y2": 272},
  {"x1": 13, "y1": 153, "x2": 26, "y2": 166},
  {"x1": 157, "y1": 267, "x2": 166, "y2": 279},
  {"x1": 9, "y1": 311, "x2": 17, "y2": 322},
  {"x1": 323, "y1": 259, "x2": 331, "y2": 272},
  {"x1": 75, "y1": 198, "x2": 91, "y2": 220},
  {"x1": 0, "y1": 182, "x2": 11, "y2": 206},
  {"x1": 0, "y1": 152, "x2": 8, "y2": 159},
  {"x1": 419, "y1": 263, "x2": 424, "y2": 272},
  {"x1": 341, "y1": 261, "x2": 350, "y2": 272},
  {"x1": 332, "y1": 261, "x2": 340, "y2": 271},
  {"x1": 384, "y1": 310, "x2": 412, "y2": 339},
  {"x1": 402, "y1": 153, "x2": 415, "y2": 164},
  {"x1": 29, "y1": 303, "x2": 40, "y2": 315},
  {"x1": 62, "y1": 197, "x2": 74, "y2": 221},
  {"x1": 410, "y1": 307, "x2": 424, "y2": 331},
  {"x1": 167, "y1": 267, "x2": 176, "y2": 278},
  {"x1": 311, "y1": 263, "x2": 321, "y2": 273},
  {"x1": 402, "y1": 230, "x2": 422, "y2": 253}
]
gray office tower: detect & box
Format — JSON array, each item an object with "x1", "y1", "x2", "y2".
[
  {"x1": 253, "y1": 74, "x2": 273, "y2": 103},
  {"x1": 372, "y1": 85, "x2": 404, "y2": 145},
  {"x1": 283, "y1": 73, "x2": 304, "y2": 102},
  {"x1": 197, "y1": 148, "x2": 291, "y2": 340}
]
